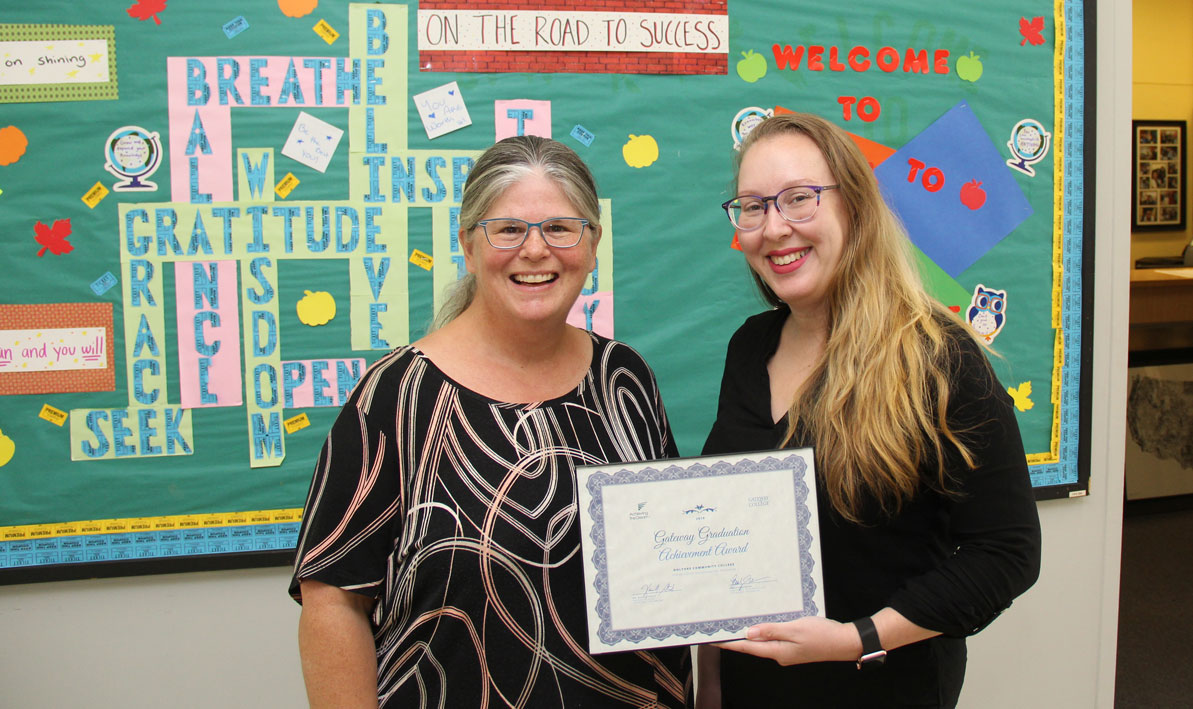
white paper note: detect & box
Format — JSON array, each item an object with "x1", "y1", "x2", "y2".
[{"x1": 281, "y1": 111, "x2": 344, "y2": 173}]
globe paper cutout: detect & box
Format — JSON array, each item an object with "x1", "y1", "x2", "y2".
[{"x1": 104, "y1": 126, "x2": 163, "y2": 191}]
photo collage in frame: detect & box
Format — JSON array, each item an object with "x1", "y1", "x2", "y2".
[{"x1": 1133, "y1": 120, "x2": 1187, "y2": 231}]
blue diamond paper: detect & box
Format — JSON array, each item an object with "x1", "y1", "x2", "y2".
[{"x1": 874, "y1": 101, "x2": 1034, "y2": 277}]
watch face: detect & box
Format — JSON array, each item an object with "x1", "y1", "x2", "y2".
[{"x1": 857, "y1": 649, "x2": 887, "y2": 670}]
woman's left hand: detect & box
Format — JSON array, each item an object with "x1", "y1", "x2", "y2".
[{"x1": 715, "y1": 616, "x2": 862, "y2": 666}]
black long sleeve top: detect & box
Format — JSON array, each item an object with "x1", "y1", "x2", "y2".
[{"x1": 704, "y1": 307, "x2": 1041, "y2": 708}]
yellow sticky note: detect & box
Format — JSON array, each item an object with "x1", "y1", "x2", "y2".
[
  {"x1": 409, "y1": 249, "x2": 434, "y2": 271},
  {"x1": 39, "y1": 404, "x2": 68, "y2": 426},
  {"x1": 275, "y1": 172, "x2": 300, "y2": 199},
  {"x1": 284, "y1": 413, "x2": 311, "y2": 434},
  {"x1": 313, "y1": 19, "x2": 339, "y2": 44},
  {"x1": 81, "y1": 181, "x2": 109, "y2": 208}
]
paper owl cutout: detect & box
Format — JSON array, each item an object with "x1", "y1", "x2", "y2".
[{"x1": 966, "y1": 284, "x2": 1007, "y2": 343}]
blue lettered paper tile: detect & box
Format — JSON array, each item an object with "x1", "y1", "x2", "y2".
[
  {"x1": 570, "y1": 124, "x2": 595, "y2": 147},
  {"x1": 90, "y1": 271, "x2": 118, "y2": 296},
  {"x1": 223, "y1": 16, "x2": 249, "y2": 39},
  {"x1": 874, "y1": 101, "x2": 1033, "y2": 277}
]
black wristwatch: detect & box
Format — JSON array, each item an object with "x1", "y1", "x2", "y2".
[{"x1": 852, "y1": 616, "x2": 887, "y2": 670}]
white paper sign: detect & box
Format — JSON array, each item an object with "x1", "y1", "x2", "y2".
[
  {"x1": 417, "y1": 10, "x2": 728, "y2": 54},
  {"x1": 412, "y1": 81, "x2": 472, "y2": 140},
  {"x1": 0, "y1": 328, "x2": 107, "y2": 372},
  {"x1": 0, "y1": 40, "x2": 110, "y2": 86},
  {"x1": 281, "y1": 111, "x2": 344, "y2": 173}
]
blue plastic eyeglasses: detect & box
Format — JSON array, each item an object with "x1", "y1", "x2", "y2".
[{"x1": 473, "y1": 217, "x2": 590, "y2": 249}]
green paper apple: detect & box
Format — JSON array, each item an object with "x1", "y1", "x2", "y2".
[
  {"x1": 956, "y1": 52, "x2": 983, "y2": 83},
  {"x1": 737, "y1": 50, "x2": 767, "y2": 83}
]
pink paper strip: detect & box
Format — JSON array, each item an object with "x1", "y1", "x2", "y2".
[
  {"x1": 175, "y1": 261, "x2": 243, "y2": 407},
  {"x1": 494, "y1": 99, "x2": 552, "y2": 140},
  {"x1": 567, "y1": 291, "x2": 613, "y2": 339},
  {"x1": 167, "y1": 56, "x2": 343, "y2": 202}
]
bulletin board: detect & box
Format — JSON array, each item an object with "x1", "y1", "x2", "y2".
[{"x1": 0, "y1": 0, "x2": 1091, "y2": 584}]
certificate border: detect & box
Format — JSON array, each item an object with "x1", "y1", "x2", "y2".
[{"x1": 583, "y1": 451, "x2": 820, "y2": 648}]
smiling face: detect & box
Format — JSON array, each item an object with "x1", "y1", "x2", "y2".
[
  {"x1": 462, "y1": 171, "x2": 600, "y2": 328},
  {"x1": 735, "y1": 132, "x2": 848, "y2": 315}
]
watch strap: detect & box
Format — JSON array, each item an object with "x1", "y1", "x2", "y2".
[{"x1": 852, "y1": 616, "x2": 887, "y2": 670}]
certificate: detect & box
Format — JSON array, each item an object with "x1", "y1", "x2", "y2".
[{"x1": 576, "y1": 450, "x2": 824, "y2": 654}]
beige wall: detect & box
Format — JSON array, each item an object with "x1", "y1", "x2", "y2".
[{"x1": 1132, "y1": 0, "x2": 1193, "y2": 262}]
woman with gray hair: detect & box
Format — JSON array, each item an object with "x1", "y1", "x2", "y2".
[{"x1": 290, "y1": 135, "x2": 690, "y2": 708}]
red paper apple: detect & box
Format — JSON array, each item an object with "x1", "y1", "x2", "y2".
[{"x1": 960, "y1": 180, "x2": 987, "y2": 210}]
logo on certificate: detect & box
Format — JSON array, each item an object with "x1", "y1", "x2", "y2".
[
  {"x1": 683, "y1": 503, "x2": 718, "y2": 521},
  {"x1": 747, "y1": 495, "x2": 770, "y2": 507},
  {"x1": 629, "y1": 502, "x2": 650, "y2": 521}
]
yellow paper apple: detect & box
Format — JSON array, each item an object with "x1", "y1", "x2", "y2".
[
  {"x1": 0, "y1": 427, "x2": 15, "y2": 467},
  {"x1": 297, "y1": 290, "x2": 336, "y2": 326},
  {"x1": 622, "y1": 134, "x2": 659, "y2": 168}
]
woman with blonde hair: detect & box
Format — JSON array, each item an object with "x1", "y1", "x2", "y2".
[
  {"x1": 291, "y1": 135, "x2": 689, "y2": 707},
  {"x1": 698, "y1": 112, "x2": 1041, "y2": 708}
]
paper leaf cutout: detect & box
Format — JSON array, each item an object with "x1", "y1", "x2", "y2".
[
  {"x1": 278, "y1": 0, "x2": 318, "y2": 18},
  {"x1": 34, "y1": 219, "x2": 74, "y2": 257},
  {"x1": 1019, "y1": 17, "x2": 1046, "y2": 46},
  {"x1": 0, "y1": 126, "x2": 28, "y2": 166},
  {"x1": 1007, "y1": 381, "x2": 1034, "y2": 412},
  {"x1": 127, "y1": 0, "x2": 167, "y2": 25}
]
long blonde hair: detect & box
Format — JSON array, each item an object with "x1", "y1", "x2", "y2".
[{"x1": 737, "y1": 112, "x2": 981, "y2": 522}]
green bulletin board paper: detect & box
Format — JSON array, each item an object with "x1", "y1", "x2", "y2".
[{"x1": 0, "y1": 0, "x2": 1086, "y2": 578}]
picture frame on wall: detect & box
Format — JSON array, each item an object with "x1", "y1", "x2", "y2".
[{"x1": 1133, "y1": 120, "x2": 1187, "y2": 231}]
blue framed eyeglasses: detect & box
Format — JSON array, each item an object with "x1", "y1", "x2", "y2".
[{"x1": 473, "y1": 217, "x2": 590, "y2": 249}]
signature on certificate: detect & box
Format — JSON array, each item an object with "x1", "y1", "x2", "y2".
[
  {"x1": 632, "y1": 583, "x2": 678, "y2": 603},
  {"x1": 729, "y1": 574, "x2": 777, "y2": 593}
]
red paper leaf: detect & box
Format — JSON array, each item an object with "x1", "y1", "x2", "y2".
[
  {"x1": 34, "y1": 219, "x2": 73, "y2": 257},
  {"x1": 127, "y1": 0, "x2": 167, "y2": 25},
  {"x1": 1019, "y1": 16, "x2": 1046, "y2": 46}
]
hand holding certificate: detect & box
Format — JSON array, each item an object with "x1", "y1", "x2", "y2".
[{"x1": 576, "y1": 450, "x2": 824, "y2": 653}]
